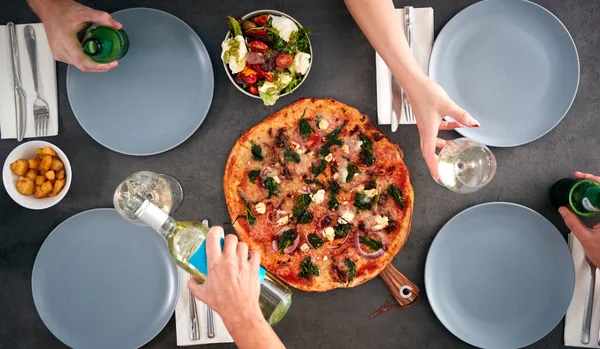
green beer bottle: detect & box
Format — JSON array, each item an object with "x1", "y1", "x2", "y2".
[
  {"x1": 81, "y1": 26, "x2": 129, "y2": 63},
  {"x1": 550, "y1": 178, "x2": 600, "y2": 216}
]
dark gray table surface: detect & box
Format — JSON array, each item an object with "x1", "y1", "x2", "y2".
[{"x1": 1, "y1": 0, "x2": 599, "y2": 348}]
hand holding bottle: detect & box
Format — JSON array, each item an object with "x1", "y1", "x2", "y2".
[
  {"x1": 27, "y1": 0, "x2": 122, "y2": 72},
  {"x1": 559, "y1": 172, "x2": 600, "y2": 267},
  {"x1": 187, "y1": 228, "x2": 285, "y2": 349}
]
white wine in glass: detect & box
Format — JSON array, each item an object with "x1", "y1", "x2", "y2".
[
  {"x1": 437, "y1": 138, "x2": 497, "y2": 194},
  {"x1": 113, "y1": 171, "x2": 183, "y2": 221}
]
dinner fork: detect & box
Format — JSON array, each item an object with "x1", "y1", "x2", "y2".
[
  {"x1": 24, "y1": 25, "x2": 50, "y2": 137},
  {"x1": 403, "y1": 6, "x2": 415, "y2": 123},
  {"x1": 202, "y1": 219, "x2": 216, "y2": 339},
  {"x1": 582, "y1": 256, "x2": 597, "y2": 344}
]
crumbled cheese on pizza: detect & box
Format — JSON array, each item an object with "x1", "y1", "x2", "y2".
[
  {"x1": 273, "y1": 176, "x2": 281, "y2": 184},
  {"x1": 311, "y1": 189, "x2": 326, "y2": 204},
  {"x1": 323, "y1": 226, "x2": 335, "y2": 241},
  {"x1": 325, "y1": 153, "x2": 333, "y2": 162},
  {"x1": 255, "y1": 202, "x2": 266, "y2": 214},
  {"x1": 372, "y1": 215, "x2": 389, "y2": 231},
  {"x1": 276, "y1": 215, "x2": 289, "y2": 226},
  {"x1": 323, "y1": 256, "x2": 328, "y2": 261},
  {"x1": 338, "y1": 166, "x2": 348, "y2": 183},
  {"x1": 341, "y1": 144, "x2": 349, "y2": 154},
  {"x1": 354, "y1": 140, "x2": 363, "y2": 152},
  {"x1": 332, "y1": 172, "x2": 339, "y2": 180},
  {"x1": 338, "y1": 210, "x2": 354, "y2": 224},
  {"x1": 300, "y1": 243, "x2": 310, "y2": 253},
  {"x1": 364, "y1": 189, "x2": 378, "y2": 198},
  {"x1": 318, "y1": 119, "x2": 329, "y2": 130}
]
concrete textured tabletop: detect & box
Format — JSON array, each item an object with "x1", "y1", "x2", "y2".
[{"x1": 1, "y1": 0, "x2": 599, "y2": 348}]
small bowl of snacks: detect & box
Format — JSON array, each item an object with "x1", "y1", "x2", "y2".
[
  {"x1": 221, "y1": 10, "x2": 313, "y2": 106},
  {"x1": 3, "y1": 141, "x2": 71, "y2": 210}
]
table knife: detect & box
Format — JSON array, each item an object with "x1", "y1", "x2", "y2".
[
  {"x1": 391, "y1": 78, "x2": 403, "y2": 129},
  {"x1": 402, "y1": 7, "x2": 414, "y2": 123},
  {"x1": 202, "y1": 219, "x2": 216, "y2": 339},
  {"x1": 8, "y1": 22, "x2": 27, "y2": 142},
  {"x1": 188, "y1": 273, "x2": 200, "y2": 340}
]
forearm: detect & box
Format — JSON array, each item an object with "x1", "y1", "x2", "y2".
[
  {"x1": 224, "y1": 312, "x2": 285, "y2": 349},
  {"x1": 27, "y1": 0, "x2": 62, "y2": 21},
  {"x1": 344, "y1": 0, "x2": 427, "y2": 93}
]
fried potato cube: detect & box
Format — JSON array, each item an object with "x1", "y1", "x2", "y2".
[
  {"x1": 34, "y1": 185, "x2": 46, "y2": 199},
  {"x1": 57, "y1": 170, "x2": 65, "y2": 180},
  {"x1": 16, "y1": 177, "x2": 34, "y2": 196},
  {"x1": 35, "y1": 175, "x2": 46, "y2": 185},
  {"x1": 28, "y1": 158, "x2": 39, "y2": 170},
  {"x1": 40, "y1": 181, "x2": 53, "y2": 196},
  {"x1": 50, "y1": 158, "x2": 64, "y2": 172},
  {"x1": 50, "y1": 178, "x2": 66, "y2": 197},
  {"x1": 45, "y1": 170, "x2": 56, "y2": 181},
  {"x1": 36, "y1": 147, "x2": 57, "y2": 158},
  {"x1": 39, "y1": 155, "x2": 53, "y2": 175},
  {"x1": 10, "y1": 159, "x2": 28, "y2": 175},
  {"x1": 25, "y1": 169, "x2": 37, "y2": 181}
]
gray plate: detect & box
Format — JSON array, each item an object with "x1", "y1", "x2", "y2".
[
  {"x1": 67, "y1": 8, "x2": 214, "y2": 156},
  {"x1": 425, "y1": 202, "x2": 574, "y2": 348},
  {"x1": 32, "y1": 209, "x2": 178, "y2": 349},
  {"x1": 429, "y1": 0, "x2": 579, "y2": 147}
]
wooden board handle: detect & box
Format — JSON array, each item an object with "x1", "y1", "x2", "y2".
[{"x1": 379, "y1": 263, "x2": 420, "y2": 306}]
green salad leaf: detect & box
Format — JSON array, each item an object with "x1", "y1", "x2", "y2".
[{"x1": 227, "y1": 16, "x2": 243, "y2": 36}]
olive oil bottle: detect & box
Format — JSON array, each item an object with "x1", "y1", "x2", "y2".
[
  {"x1": 550, "y1": 178, "x2": 600, "y2": 216},
  {"x1": 81, "y1": 26, "x2": 129, "y2": 63},
  {"x1": 121, "y1": 195, "x2": 293, "y2": 325}
]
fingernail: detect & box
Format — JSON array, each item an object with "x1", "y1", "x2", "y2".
[
  {"x1": 470, "y1": 119, "x2": 480, "y2": 128},
  {"x1": 559, "y1": 208, "x2": 567, "y2": 217}
]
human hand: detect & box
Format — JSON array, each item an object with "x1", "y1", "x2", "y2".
[
  {"x1": 559, "y1": 171, "x2": 600, "y2": 267},
  {"x1": 405, "y1": 76, "x2": 480, "y2": 181},
  {"x1": 187, "y1": 227, "x2": 263, "y2": 328},
  {"x1": 33, "y1": 0, "x2": 122, "y2": 72}
]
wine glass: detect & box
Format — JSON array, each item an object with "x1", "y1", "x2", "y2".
[
  {"x1": 114, "y1": 171, "x2": 183, "y2": 224},
  {"x1": 437, "y1": 138, "x2": 497, "y2": 194}
]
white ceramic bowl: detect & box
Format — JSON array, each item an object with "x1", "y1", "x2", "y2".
[
  {"x1": 223, "y1": 10, "x2": 313, "y2": 99},
  {"x1": 3, "y1": 141, "x2": 72, "y2": 210}
]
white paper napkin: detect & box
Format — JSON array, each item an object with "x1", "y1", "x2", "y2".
[
  {"x1": 376, "y1": 7, "x2": 433, "y2": 125},
  {"x1": 565, "y1": 233, "x2": 600, "y2": 347},
  {"x1": 0, "y1": 23, "x2": 58, "y2": 139},
  {"x1": 175, "y1": 267, "x2": 234, "y2": 346}
]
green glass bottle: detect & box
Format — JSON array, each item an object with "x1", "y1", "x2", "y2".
[
  {"x1": 550, "y1": 178, "x2": 600, "y2": 216},
  {"x1": 81, "y1": 26, "x2": 129, "y2": 63}
]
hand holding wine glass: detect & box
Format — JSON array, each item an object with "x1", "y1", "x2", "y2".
[{"x1": 437, "y1": 138, "x2": 497, "y2": 194}]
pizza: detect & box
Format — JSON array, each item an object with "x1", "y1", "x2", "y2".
[{"x1": 223, "y1": 98, "x2": 413, "y2": 291}]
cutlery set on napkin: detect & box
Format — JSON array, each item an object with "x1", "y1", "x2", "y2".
[
  {"x1": 0, "y1": 22, "x2": 57, "y2": 140},
  {"x1": 376, "y1": 6, "x2": 433, "y2": 130},
  {"x1": 566, "y1": 234, "x2": 600, "y2": 348}
]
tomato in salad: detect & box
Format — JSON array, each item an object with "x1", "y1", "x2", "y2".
[
  {"x1": 248, "y1": 40, "x2": 269, "y2": 53},
  {"x1": 276, "y1": 54, "x2": 293, "y2": 68},
  {"x1": 248, "y1": 85, "x2": 259, "y2": 95},
  {"x1": 252, "y1": 15, "x2": 269, "y2": 26},
  {"x1": 245, "y1": 28, "x2": 267, "y2": 37},
  {"x1": 239, "y1": 66, "x2": 258, "y2": 84}
]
